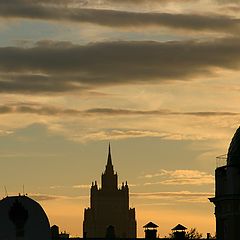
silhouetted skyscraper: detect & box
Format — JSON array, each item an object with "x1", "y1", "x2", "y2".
[
  {"x1": 210, "y1": 127, "x2": 240, "y2": 240},
  {"x1": 83, "y1": 145, "x2": 137, "y2": 238}
]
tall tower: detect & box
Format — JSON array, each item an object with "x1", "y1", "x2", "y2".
[
  {"x1": 210, "y1": 127, "x2": 240, "y2": 240},
  {"x1": 83, "y1": 145, "x2": 137, "y2": 238}
]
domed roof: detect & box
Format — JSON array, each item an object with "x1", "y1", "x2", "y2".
[
  {"x1": 227, "y1": 127, "x2": 240, "y2": 166},
  {"x1": 0, "y1": 195, "x2": 51, "y2": 240}
]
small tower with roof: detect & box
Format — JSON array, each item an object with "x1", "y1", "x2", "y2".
[
  {"x1": 143, "y1": 222, "x2": 159, "y2": 239},
  {"x1": 171, "y1": 224, "x2": 187, "y2": 239}
]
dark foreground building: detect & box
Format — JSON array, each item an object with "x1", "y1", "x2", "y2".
[
  {"x1": 0, "y1": 195, "x2": 51, "y2": 240},
  {"x1": 83, "y1": 145, "x2": 137, "y2": 238},
  {"x1": 210, "y1": 127, "x2": 240, "y2": 240}
]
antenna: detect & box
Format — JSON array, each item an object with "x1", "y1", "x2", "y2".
[
  {"x1": 4, "y1": 186, "x2": 8, "y2": 197},
  {"x1": 23, "y1": 184, "x2": 25, "y2": 196}
]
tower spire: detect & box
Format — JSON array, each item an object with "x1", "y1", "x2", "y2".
[
  {"x1": 105, "y1": 143, "x2": 114, "y2": 175},
  {"x1": 107, "y1": 142, "x2": 112, "y2": 166}
]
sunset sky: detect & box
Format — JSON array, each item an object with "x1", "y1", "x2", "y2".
[{"x1": 1, "y1": 0, "x2": 240, "y2": 237}]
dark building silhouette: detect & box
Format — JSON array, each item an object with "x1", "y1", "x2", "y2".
[
  {"x1": 83, "y1": 145, "x2": 137, "y2": 238},
  {"x1": 143, "y1": 222, "x2": 158, "y2": 239},
  {"x1": 0, "y1": 195, "x2": 51, "y2": 240},
  {"x1": 171, "y1": 224, "x2": 187, "y2": 240},
  {"x1": 59, "y1": 232, "x2": 70, "y2": 239},
  {"x1": 51, "y1": 225, "x2": 60, "y2": 240},
  {"x1": 210, "y1": 127, "x2": 240, "y2": 240}
]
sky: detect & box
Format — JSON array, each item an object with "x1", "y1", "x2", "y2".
[{"x1": 1, "y1": 0, "x2": 240, "y2": 237}]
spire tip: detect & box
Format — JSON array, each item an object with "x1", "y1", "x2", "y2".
[
  {"x1": 108, "y1": 142, "x2": 111, "y2": 154},
  {"x1": 106, "y1": 142, "x2": 113, "y2": 171}
]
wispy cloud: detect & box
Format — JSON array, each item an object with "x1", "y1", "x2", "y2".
[
  {"x1": 80, "y1": 129, "x2": 184, "y2": 141},
  {"x1": 0, "y1": 103, "x2": 238, "y2": 117},
  {"x1": 29, "y1": 193, "x2": 63, "y2": 201},
  {"x1": 50, "y1": 184, "x2": 91, "y2": 189},
  {"x1": 29, "y1": 193, "x2": 88, "y2": 201},
  {"x1": 131, "y1": 191, "x2": 213, "y2": 203},
  {"x1": 49, "y1": 185, "x2": 66, "y2": 189},
  {"x1": 26, "y1": 190, "x2": 212, "y2": 204},
  {"x1": 72, "y1": 184, "x2": 90, "y2": 189},
  {"x1": 132, "y1": 191, "x2": 212, "y2": 197},
  {"x1": 84, "y1": 108, "x2": 240, "y2": 117},
  {"x1": 143, "y1": 169, "x2": 214, "y2": 186}
]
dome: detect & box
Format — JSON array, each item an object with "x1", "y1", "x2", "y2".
[
  {"x1": 0, "y1": 195, "x2": 51, "y2": 240},
  {"x1": 227, "y1": 127, "x2": 240, "y2": 166}
]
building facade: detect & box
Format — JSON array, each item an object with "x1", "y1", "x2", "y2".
[
  {"x1": 83, "y1": 145, "x2": 137, "y2": 238},
  {"x1": 210, "y1": 127, "x2": 240, "y2": 240}
]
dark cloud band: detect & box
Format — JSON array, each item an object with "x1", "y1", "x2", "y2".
[
  {"x1": 0, "y1": 38, "x2": 240, "y2": 93},
  {"x1": 0, "y1": 1, "x2": 239, "y2": 32}
]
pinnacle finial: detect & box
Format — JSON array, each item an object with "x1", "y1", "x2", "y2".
[
  {"x1": 107, "y1": 142, "x2": 112, "y2": 166},
  {"x1": 105, "y1": 143, "x2": 114, "y2": 175}
]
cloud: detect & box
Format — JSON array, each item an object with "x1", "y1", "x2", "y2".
[
  {"x1": 143, "y1": 169, "x2": 214, "y2": 185},
  {"x1": 132, "y1": 191, "x2": 212, "y2": 198},
  {"x1": 79, "y1": 128, "x2": 223, "y2": 141},
  {"x1": 215, "y1": 0, "x2": 240, "y2": 3},
  {"x1": 29, "y1": 193, "x2": 88, "y2": 201},
  {"x1": 131, "y1": 191, "x2": 213, "y2": 203},
  {"x1": 72, "y1": 184, "x2": 90, "y2": 189},
  {"x1": 0, "y1": 73, "x2": 90, "y2": 94},
  {"x1": 0, "y1": 103, "x2": 83, "y2": 115},
  {"x1": 29, "y1": 190, "x2": 212, "y2": 204},
  {"x1": 29, "y1": 190, "x2": 213, "y2": 202},
  {"x1": 0, "y1": 0, "x2": 197, "y2": 6},
  {"x1": 0, "y1": 2, "x2": 239, "y2": 33},
  {"x1": 0, "y1": 106, "x2": 13, "y2": 114},
  {"x1": 0, "y1": 103, "x2": 235, "y2": 142},
  {"x1": 1, "y1": 38, "x2": 240, "y2": 94},
  {"x1": 50, "y1": 184, "x2": 91, "y2": 189},
  {"x1": 0, "y1": 130, "x2": 13, "y2": 136},
  {"x1": 103, "y1": 0, "x2": 195, "y2": 4},
  {"x1": 79, "y1": 129, "x2": 166, "y2": 141},
  {"x1": 0, "y1": 103, "x2": 238, "y2": 118},
  {"x1": 49, "y1": 185, "x2": 67, "y2": 189},
  {"x1": 29, "y1": 193, "x2": 61, "y2": 201},
  {"x1": 84, "y1": 108, "x2": 240, "y2": 117}
]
